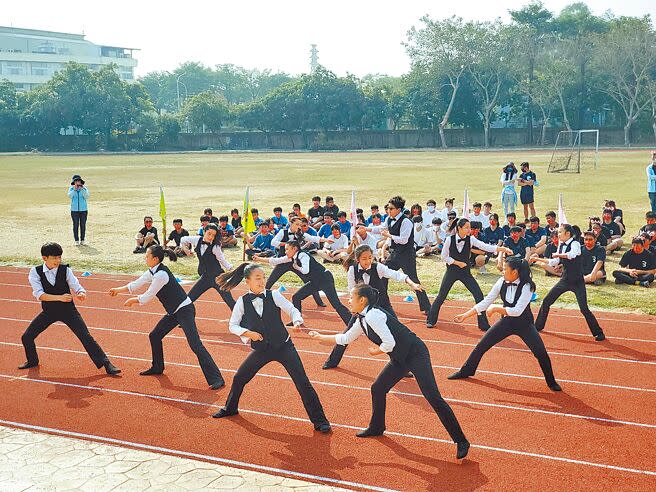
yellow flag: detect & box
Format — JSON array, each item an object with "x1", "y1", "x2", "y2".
[
  {"x1": 243, "y1": 187, "x2": 256, "y2": 235},
  {"x1": 159, "y1": 185, "x2": 167, "y2": 230}
]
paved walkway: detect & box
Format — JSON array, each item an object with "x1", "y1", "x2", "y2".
[{"x1": 0, "y1": 425, "x2": 347, "y2": 491}]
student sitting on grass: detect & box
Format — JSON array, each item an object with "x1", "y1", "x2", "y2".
[
  {"x1": 590, "y1": 221, "x2": 608, "y2": 248},
  {"x1": 134, "y1": 216, "x2": 159, "y2": 254},
  {"x1": 483, "y1": 213, "x2": 505, "y2": 247},
  {"x1": 164, "y1": 219, "x2": 189, "y2": 257},
  {"x1": 502, "y1": 212, "x2": 518, "y2": 237},
  {"x1": 230, "y1": 209, "x2": 243, "y2": 238},
  {"x1": 316, "y1": 224, "x2": 350, "y2": 263},
  {"x1": 300, "y1": 218, "x2": 320, "y2": 253},
  {"x1": 336, "y1": 211, "x2": 352, "y2": 236},
  {"x1": 271, "y1": 207, "x2": 289, "y2": 230},
  {"x1": 582, "y1": 231, "x2": 607, "y2": 285},
  {"x1": 498, "y1": 226, "x2": 530, "y2": 272},
  {"x1": 601, "y1": 208, "x2": 624, "y2": 254},
  {"x1": 612, "y1": 237, "x2": 655, "y2": 288},
  {"x1": 640, "y1": 211, "x2": 656, "y2": 233},
  {"x1": 197, "y1": 215, "x2": 210, "y2": 235},
  {"x1": 218, "y1": 216, "x2": 238, "y2": 248},
  {"x1": 245, "y1": 221, "x2": 275, "y2": 259},
  {"x1": 318, "y1": 213, "x2": 335, "y2": 238},
  {"x1": 525, "y1": 216, "x2": 548, "y2": 257},
  {"x1": 534, "y1": 231, "x2": 563, "y2": 277},
  {"x1": 470, "y1": 221, "x2": 490, "y2": 273},
  {"x1": 470, "y1": 202, "x2": 489, "y2": 229},
  {"x1": 308, "y1": 196, "x2": 325, "y2": 230},
  {"x1": 544, "y1": 211, "x2": 559, "y2": 235},
  {"x1": 324, "y1": 196, "x2": 339, "y2": 218},
  {"x1": 604, "y1": 200, "x2": 625, "y2": 236},
  {"x1": 251, "y1": 208, "x2": 263, "y2": 228},
  {"x1": 204, "y1": 207, "x2": 219, "y2": 224}
]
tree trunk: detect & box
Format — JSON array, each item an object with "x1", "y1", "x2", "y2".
[
  {"x1": 438, "y1": 126, "x2": 446, "y2": 148},
  {"x1": 483, "y1": 111, "x2": 490, "y2": 148},
  {"x1": 624, "y1": 121, "x2": 632, "y2": 147},
  {"x1": 558, "y1": 92, "x2": 572, "y2": 133},
  {"x1": 439, "y1": 79, "x2": 460, "y2": 149},
  {"x1": 652, "y1": 121, "x2": 656, "y2": 145}
]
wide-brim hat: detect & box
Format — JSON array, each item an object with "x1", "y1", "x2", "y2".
[{"x1": 71, "y1": 174, "x2": 85, "y2": 185}]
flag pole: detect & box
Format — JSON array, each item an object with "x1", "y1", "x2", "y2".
[{"x1": 159, "y1": 185, "x2": 167, "y2": 246}]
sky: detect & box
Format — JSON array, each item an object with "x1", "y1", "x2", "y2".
[{"x1": 3, "y1": 0, "x2": 655, "y2": 78}]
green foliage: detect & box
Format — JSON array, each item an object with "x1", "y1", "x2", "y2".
[{"x1": 180, "y1": 91, "x2": 230, "y2": 132}]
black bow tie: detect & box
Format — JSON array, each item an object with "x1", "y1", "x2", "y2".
[
  {"x1": 252, "y1": 293, "x2": 266, "y2": 300},
  {"x1": 389, "y1": 218, "x2": 397, "y2": 223},
  {"x1": 504, "y1": 281, "x2": 518, "y2": 287},
  {"x1": 457, "y1": 237, "x2": 467, "y2": 243},
  {"x1": 360, "y1": 267, "x2": 373, "y2": 276},
  {"x1": 202, "y1": 241, "x2": 212, "y2": 246},
  {"x1": 558, "y1": 243, "x2": 566, "y2": 253}
]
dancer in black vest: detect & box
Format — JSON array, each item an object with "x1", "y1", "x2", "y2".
[
  {"x1": 266, "y1": 217, "x2": 325, "y2": 307},
  {"x1": 19, "y1": 242, "x2": 120, "y2": 374},
  {"x1": 323, "y1": 244, "x2": 425, "y2": 369},
  {"x1": 255, "y1": 240, "x2": 351, "y2": 325},
  {"x1": 109, "y1": 245, "x2": 224, "y2": 389},
  {"x1": 531, "y1": 224, "x2": 605, "y2": 341},
  {"x1": 309, "y1": 284, "x2": 470, "y2": 459},
  {"x1": 368, "y1": 196, "x2": 430, "y2": 313},
  {"x1": 180, "y1": 224, "x2": 235, "y2": 308},
  {"x1": 211, "y1": 263, "x2": 331, "y2": 433},
  {"x1": 427, "y1": 218, "x2": 512, "y2": 329},
  {"x1": 448, "y1": 257, "x2": 561, "y2": 391}
]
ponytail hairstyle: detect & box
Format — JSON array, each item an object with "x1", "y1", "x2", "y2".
[
  {"x1": 445, "y1": 197, "x2": 455, "y2": 206},
  {"x1": 148, "y1": 245, "x2": 177, "y2": 263},
  {"x1": 561, "y1": 223, "x2": 577, "y2": 240},
  {"x1": 505, "y1": 256, "x2": 536, "y2": 293},
  {"x1": 286, "y1": 239, "x2": 301, "y2": 253},
  {"x1": 352, "y1": 283, "x2": 380, "y2": 308},
  {"x1": 216, "y1": 262, "x2": 263, "y2": 291},
  {"x1": 342, "y1": 244, "x2": 374, "y2": 270}
]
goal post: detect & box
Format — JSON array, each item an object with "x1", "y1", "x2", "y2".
[{"x1": 548, "y1": 129, "x2": 599, "y2": 173}]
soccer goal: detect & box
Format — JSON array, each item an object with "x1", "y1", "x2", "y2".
[{"x1": 548, "y1": 129, "x2": 599, "y2": 173}]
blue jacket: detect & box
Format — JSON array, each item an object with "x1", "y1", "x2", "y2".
[{"x1": 68, "y1": 186, "x2": 89, "y2": 212}]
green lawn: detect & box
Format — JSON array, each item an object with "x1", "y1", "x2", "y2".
[{"x1": 1, "y1": 149, "x2": 653, "y2": 314}]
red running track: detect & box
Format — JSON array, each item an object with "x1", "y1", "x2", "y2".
[{"x1": 0, "y1": 266, "x2": 655, "y2": 491}]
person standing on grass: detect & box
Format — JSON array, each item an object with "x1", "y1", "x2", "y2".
[
  {"x1": 308, "y1": 284, "x2": 470, "y2": 459},
  {"x1": 109, "y1": 245, "x2": 224, "y2": 389},
  {"x1": 20, "y1": 242, "x2": 120, "y2": 375},
  {"x1": 68, "y1": 174, "x2": 89, "y2": 246},
  {"x1": 449, "y1": 257, "x2": 561, "y2": 392},
  {"x1": 518, "y1": 162, "x2": 537, "y2": 221},
  {"x1": 500, "y1": 162, "x2": 518, "y2": 218},
  {"x1": 530, "y1": 224, "x2": 605, "y2": 341},
  {"x1": 647, "y1": 151, "x2": 656, "y2": 213},
  {"x1": 211, "y1": 263, "x2": 332, "y2": 434}
]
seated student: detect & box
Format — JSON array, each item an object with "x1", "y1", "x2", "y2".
[
  {"x1": 204, "y1": 208, "x2": 219, "y2": 224},
  {"x1": 502, "y1": 212, "x2": 518, "y2": 237},
  {"x1": 482, "y1": 202, "x2": 493, "y2": 226},
  {"x1": 417, "y1": 218, "x2": 442, "y2": 257},
  {"x1": 590, "y1": 221, "x2": 608, "y2": 248},
  {"x1": 640, "y1": 211, "x2": 656, "y2": 233},
  {"x1": 245, "y1": 221, "x2": 275, "y2": 259},
  {"x1": 430, "y1": 217, "x2": 445, "y2": 250},
  {"x1": 412, "y1": 216, "x2": 433, "y2": 257},
  {"x1": 601, "y1": 209, "x2": 624, "y2": 254},
  {"x1": 316, "y1": 224, "x2": 350, "y2": 263},
  {"x1": 300, "y1": 218, "x2": 319, "y2": 253},
  {"x1": 324, "y1": 196, "x2": 339, "y2": 218},
  {"x1": 643, "y1": 227, "x2": 656, "y2": 254},
  {"x1": 307, "y1": 196, "x2": 325, "y2": 230},
  {"x1": 544, "y1": 211, "x2": 559, "y2": 235},
  {"x1": 498, "y1": 225, "x2": 530, "y2": 272},
  {"x1": 318, "y1": 213, "x2": 335, "y2": 238},
  {"x1": 470, "y1": 202, "x2": 490, "y2": 229},
  {"x1": 525, "y1": 216, "x2": 548, "y2": 256},
  {"x1": 442, "y1": 210, "x2": 458, "y2": 238},
  {"x1": 410, "y1": 203, "x2": 423, "y2": 220},
  {"x1": 230, "y1": 209, "x2": 243, "y2": 238},
  {"x1": 251, "y1": 208, "x2": 264, "y2": 228},
  {"x1": 368, "y1": 213, "x2": 384, "y2": 242},
  {"x1": 469, "y1": 221, "x2": 490, "y2": 273},
  {"x1": 266, "y1": 219, "x2": 277, "y2": 236},
  {"x1": 271, "y1": 207, "x2": 289, "y2": 230},
  {"x1": 336, "y1": 211, "x2": 352, "y2": 236},
  {"x1": 613, "y1": 237, "x2": 655, "y2": 287},
  {"x1": 366, "y1": 204, "x2": 381, "y2": 225},
  {"x1": 604, "y1": 200, "x2": 625, "y2": 236},
  {"x1": 422, "y1": 199, "x2": 440, "y2": 227},
  {"x1": 292, "y1": 203, "x2": 306, "y2": 219},
  {"x1": 581, "y1": 231, "x2": 607, "y2": 285},
  {"x1": 351, "y1": 223, "x2": 381, "y2": 257},
  {"x1": 134, "y1": 216, "x2": 159, "y2": 253},
  {"x1": 217, "y1": 216, "x2": 238, "y2": 248},
  {"x1": 535, "y1": 231, "x2": 563, "y2": 277},
  {"x1": 440, "y1": 197, "x2": 456, "y2": 222},
  {"x1": 198, "y1": 215, "x2": 210, "y2": 236},
  {"x1": 483, "y1": 213, "x2": 505, "y2": 247},
  {"x1": 165, "y1": 218, "x2": 189, "y2": 257}
]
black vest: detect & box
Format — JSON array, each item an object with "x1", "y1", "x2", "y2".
[
  {"x1": 500, "y1": 280, "x2": 534, "y2": 325},
  {"x1": 353, "y1": 263, "x2": 390, "y2": 307},
  {"x1": 295, "y1": 252, "x2": 326, "y2": 285},
  {"x1": 358, "y1": 308, "x2": 418, "y2": 364},
  {"x1": 152, "y1": 264, "x2": 188, "y2": 315},
  {"x1": 36, "y1": 264, "x2": 76, "y2": 315},
  {"x1": 195, "y1": 240, "x2": 224, "y2": 277},
  {"x1": 448, "y1": 234, "x2": 471, "y2": 268},
  {"x1": 240, "y1": 291, "x2": 289, "y2": 351},
  {"x1": 276, "y1": 229, "x2": 290, "y2": 257},
  {"x1": 560, "y1": 240, "x2": 583, "y2": 283},
  {"x1": 387, "y1": 216, "x2": 414, "y2": 258}
]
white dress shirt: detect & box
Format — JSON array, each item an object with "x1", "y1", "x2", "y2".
[
  {"x1": 268, "y1": 252, "x2": 310, "y2": 275},
  {"x1": 547, "y1": 237, "x2": 581, "y2": 267},
  {"x1": 324, "y1": 233, "x2": 349, "y2": 252},
  {"x1": 127, "y1": 266, "x2": 191, "y2": 312},
  {"x1": 181, "y1": 236, "x2": 232, "y2": 271},
  {"x1": 474, "y1": 278, "x2": 532, "y2": 317},
  {"x1": 347, "y1": 263, "x2": 408, "y2": 291},
  {"x1": 441, "y1": 234, "x2": 498, "y2": 265},
  {"x1": 371, "y1": 215, "x2": 412, "y2": 245},
  {"x1": 272, "y1": 229, "x2": 322, "y2": 248},
  {"x1": 29, "y1": 264, "x2": 85, "y2": 300},
  {"x1": 335, "y1": 306, "x2": 396, "y2": 353},
  {"x1": 229, "y1": 290, "x2": 303, "y2": 344}
]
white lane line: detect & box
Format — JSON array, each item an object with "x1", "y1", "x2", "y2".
[
  {"x1": 0, "y1": 418, "x2": 396, "y2": 492},
  {"x1": 1, "y1": 341, "x2": 655, "y2": 427},
  {"x1": 1, "y1": 379, "x2": 655, "y2": 478}
]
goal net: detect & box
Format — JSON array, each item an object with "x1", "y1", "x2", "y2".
[{"x1": 548, "y1": 129, "x2": 599, "y2": 173}]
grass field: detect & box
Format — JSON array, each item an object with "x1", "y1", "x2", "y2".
[{"x1": 0, "y1": 149, "x2": 653, "y2": 314}]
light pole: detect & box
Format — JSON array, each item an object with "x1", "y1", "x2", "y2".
[{"x1": 176, "y1": 73, "x2": 186, "y2": 112}]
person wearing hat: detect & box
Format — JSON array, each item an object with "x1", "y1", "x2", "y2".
[{"x1": 68, "y1": 175, "x2": 89, "y2": 246}]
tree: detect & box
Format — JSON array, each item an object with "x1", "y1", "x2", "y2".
[{"x1": 181, "y1": 91, "x2": 230, "y2": 133}]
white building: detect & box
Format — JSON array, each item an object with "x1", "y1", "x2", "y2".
[{"x1": 0, "y1": 26, "x2": 137, "y2": 91}]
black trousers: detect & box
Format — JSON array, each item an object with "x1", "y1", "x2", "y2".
[
  {"x1": 292, "y1": 270, "x2": 351, "y2": 325},
  {"x1": 612, "y1": 271, "x2": 655, "y2": 285},
  {"x1": 71, "y1": 210, "x2": 88, "y2": 241},
  {"x1": 368, "y1": 340, "x2": 466, "y2": 443},
  {"x1": 224, "y1": 341, "x2": 329, "y2": 427},
  {"x1": 148, "y1": 303, "x2": 223, "y2": 385},
  {"x1": 22, "y1": 309, "x2": 108, "y2": 368},
  {"x1": 535, "y1": 278, "x2": 603, "y2": 337},
  {"x1": 459, "y1": 316, "x2": 556, "y2": 386},
  {"x1": 427, "y1": 266, "x2": 489, "y2": 330},
  {"x1": 325, "y1": 296, "x2": 397, "y2": 367},
  {"x1": 188, "y1": 274, "x2": 236, "y2": 309},
  {"x1": 386, "y1": 252, "x2": 430, "y2": 312},
  {"x1": 265, "y1": 263, "x2": 323, "y2": 306}
]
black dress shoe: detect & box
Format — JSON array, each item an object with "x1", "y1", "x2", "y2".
[
  {"x1": 456, "y1": 440, "x2": 470, "y2": 459},
  {"x1": 548, "y1": 382, "x2": 562, "y2": 392},
  {"x1": 212, "y1": 408, "x2": 238, "y2": 418},
  {"x1": 316, "y1": 301, "x2": 327, "y2": 308},
  {"x1": 447, "y1": 371, "x2": 470, "y2": 380},
  {"x1": 210, "y1": 380, "x2": 225, "y2": 390},
  {"x1": 104, "y1": 362, "x2": 121, "y2": 375},
  {"x1": 18, "y1": 361, "x2": 38, "y2": 370},
  {"x1": 316, "y1": 423, "x2": 332, "y2": 434},
  {"x1": 322, "y1": 361, "x2": 338, "y2": 370},
  {"x1": 356, "y1": 428, "x2": 384, "y2": 438},
  {"x1": 403, "y1": 372, "x2": 414, "y2": 378},
  {"x1": 286, "y1": 321, "x2": 294, "y2": 327},
  {"x1": 594, "y1": 333, "x2": 606, "y2": 342},
  {"x1": 139, "y1": 367, "x2": 163, "y2": 376},
  {"x1": 426, "y1": 322, "x2": 436, "y2": 328}
]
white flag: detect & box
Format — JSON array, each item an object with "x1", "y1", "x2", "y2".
[
  {"x1": 462, "y1": 189, "x2": 470, "y2": 219},
  {"x1": 558, "y1": 193, "x2": 568, "y2": 225},
  {"x1": 350, "y1": 190, "x2": 357, "y2": 240}
]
